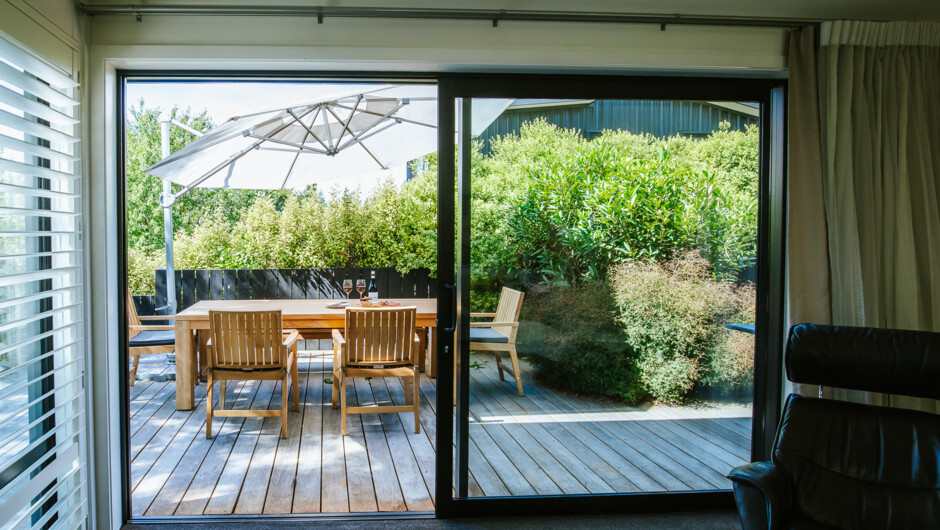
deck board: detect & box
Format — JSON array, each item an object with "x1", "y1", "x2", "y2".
[{"x1": 131, "y1": 352, "x2": 751, "y2": 515}]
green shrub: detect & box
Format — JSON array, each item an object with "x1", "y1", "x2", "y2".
[
  {"x1": 127, "y1": 247, "x2": 162, "y2": 295},
  {"x1": 128, "y1": 177, "x2": 440, "y2": 294},
  {"x1": 518, "y1": 282, "x2": 643, "y2": 404},
  {"x1": 610, "y1": 251, "x2": 754, "y2": 403}
]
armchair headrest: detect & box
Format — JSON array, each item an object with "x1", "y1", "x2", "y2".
[{"x1": 786, "y1": 323, "x2": 940, "y2": 400}]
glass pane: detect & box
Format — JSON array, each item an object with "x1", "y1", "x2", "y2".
[{"x1": 463, "y1": 98, "x2": 758, "y2": 497}]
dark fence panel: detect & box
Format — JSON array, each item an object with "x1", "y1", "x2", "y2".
[{"x1": 140, "y1": 267, "x2": 436, "y2": 349}]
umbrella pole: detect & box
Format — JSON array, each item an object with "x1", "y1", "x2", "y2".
[{"x1": 160, "y1": 118, "x2": 176, "y2": 316}]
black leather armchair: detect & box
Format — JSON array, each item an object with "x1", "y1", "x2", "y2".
[{"x1": 729, "y1": 324, "x2": 940, "y2": 529}]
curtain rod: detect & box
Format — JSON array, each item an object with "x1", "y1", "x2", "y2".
[{"x1": 79, "y1": 5, "x2": 817, "y2": 29}]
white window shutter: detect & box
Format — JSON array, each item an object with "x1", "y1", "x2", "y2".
[{"x1": 0, "y1": 34, "x2": 87, "y2": 530}]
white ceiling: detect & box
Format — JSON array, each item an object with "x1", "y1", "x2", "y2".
[{"x1": 84, "y1": 0, "x2": 940, "y2": 22}]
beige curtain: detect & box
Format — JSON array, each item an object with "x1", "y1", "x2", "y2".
[{"x1": 788, "y1": 21, "x2": 940, "y2": 413}]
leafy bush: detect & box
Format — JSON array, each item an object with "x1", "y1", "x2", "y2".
[
  {"x1": 518, "y1": 282, "x2": 643, "y2": 404},
  {"x1": 127, "y1": 247, "x2": 162, "y2": 294},
  {"x1": 507, "y1": 131, "x2": 756, "y2": 286},
  {"x1": 131, "y1": 176, "x2": 438, "y2": 294},
  {"x1": 610, "y1": 251, "x2": 754, "y2": 403}
]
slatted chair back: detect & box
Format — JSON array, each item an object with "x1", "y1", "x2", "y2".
[
  {"x1": 493, "y1": 287, "x2": 524, "y2": 341},
  {"x1": 344, "y1": 306, "x2": 417, "y2": 366},
  {"x1": 126, "y1": 289, "x2": 142, "y2": 339},
  {"x1": 208, "y1": 310, "x2": 286, "y2": 370}
]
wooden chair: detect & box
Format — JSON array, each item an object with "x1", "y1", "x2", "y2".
[
  {"x1": 206, "y1": 310, "x2": 300, "y2": 439},
  {"x1": 470, "y1": 287, "x2": 525, "y2": 396},
  {"x1": 127, "y1": 290, "x2": 175, "y2": 386},
  {"x1": 332, "y1": 306, "x2": 421, "y2": 435}
]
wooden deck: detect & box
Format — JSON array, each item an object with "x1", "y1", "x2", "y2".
[{"x1": 129, "y1": 353, "x2": 751, "y2": 516}]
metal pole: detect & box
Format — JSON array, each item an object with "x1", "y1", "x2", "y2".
[{"x1": 159, "y1": 116, "x2": 177, "y2": 315}]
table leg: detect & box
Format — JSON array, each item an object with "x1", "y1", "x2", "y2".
[
  {"x1": 429, "y1": 327, "x2": 438, "y2": 378},
  {"x1": 175, "y1": 320, "x2": 194, "y2": 410},
  {"x1": 416, "y1": 328, "x2": 427, "y2": 373},
  {"x1": 197, "y1": 330, "x2": 208, "y2": 382}
]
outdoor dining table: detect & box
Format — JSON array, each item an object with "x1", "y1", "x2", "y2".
[{"x1": 172, "y1": 298, "x2": 439, "y2": 410}]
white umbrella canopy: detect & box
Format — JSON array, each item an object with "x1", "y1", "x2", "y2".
[{"x1": 145, "y1": 85, "x2": 510, "y2": 192}]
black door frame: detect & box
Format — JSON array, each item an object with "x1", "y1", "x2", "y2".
[
  {"x1": 436, "y1": 73, "x2": 787, "y2": 518},
  {"x1": 115, "y1": 70, "x2": 786, "y2": 524}
]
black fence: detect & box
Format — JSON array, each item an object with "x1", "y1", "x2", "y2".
[{"x1": 132, "y1": 267, "x2": 437, "y2": 349}]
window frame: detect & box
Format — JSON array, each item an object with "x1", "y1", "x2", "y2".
[{"x1": 115, "y1": 70, "x2": 786, "y2": 523}]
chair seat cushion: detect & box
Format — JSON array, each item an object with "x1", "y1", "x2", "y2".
[
  {"x1": 470, "y1": 328, "x2": 509, "y2": 344},
  {"x1": 129, "y1": 330, "x2": 176, "y2": 347}
]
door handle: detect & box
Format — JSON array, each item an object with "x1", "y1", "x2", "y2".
[{"x1": 443, "y1": 283, "x2": 457, "y2": 332}]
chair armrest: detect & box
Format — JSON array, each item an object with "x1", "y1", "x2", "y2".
[
  {"x1": 471, "y1": 313, "x2": 496, "y2": 319},
  {"x1": 332, "y1": 328, "x2": 345, "y2": 345},
  {"x1": 469, "y1": 321, "x2": 519, "y2": 328},
  {"x1": 727, "y1": 461, "x2": 792, "y2": 530},
  {"x1": 138, "y1": 315, "x2": 179, "y2": 321},
  {"x1": 129, "y1": 324, "x2": 175, "y2": 332},
  {"x1": 282, "y1": 329, "x2": 300, "y2": 348}
]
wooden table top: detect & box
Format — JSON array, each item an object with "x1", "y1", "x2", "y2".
[{"x1": 174, "y1": 298, "x2": 438, "y2": 321}]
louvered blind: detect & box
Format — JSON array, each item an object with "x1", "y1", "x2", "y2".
[{"x1": 0, "y1": 34, "x2": 86, "y2": 529}]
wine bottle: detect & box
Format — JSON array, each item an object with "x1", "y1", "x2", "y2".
[{"x1": 368, "y1": 270, "x2": 379, "y2": 302}]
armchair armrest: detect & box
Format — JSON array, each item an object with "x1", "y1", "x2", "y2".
[
  {"x1": 727, "y1": 461, "x2": 792, "y2": 530},
  {"x1": 332, "y1": 329, "x2": 345, "y2": 372},
  {"x1": 471, "y1": 312, "x2": 496, "y2": 319},
  {"x1": 282, "y1": 329, "x2": 300, "y2": 348},
  {"x1": 129, "y1": 324, "x2": 175, "y2": 332},
  {"x1": 469, "y1": 321, "x2": 519, "y2": 328},
  {"x1": 332, "y1": 328, "x2": 346, "y2": 345}
]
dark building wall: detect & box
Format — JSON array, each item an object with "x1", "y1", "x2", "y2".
[{"x1": 475, "y1": 100, "x2": 758, "y2": 152}]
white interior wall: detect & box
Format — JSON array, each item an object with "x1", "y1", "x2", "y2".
[{"x1": 88, "y1": 15, "x2": 789, "y2": 73}]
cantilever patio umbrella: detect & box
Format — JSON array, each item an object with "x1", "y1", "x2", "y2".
[{"x1": 144, "y1": 84, "x2": 511, "y2": 313}]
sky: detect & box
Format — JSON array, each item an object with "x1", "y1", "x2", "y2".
[{"x1": 126, "y1": 81, "x2": 418, "y2": 192}]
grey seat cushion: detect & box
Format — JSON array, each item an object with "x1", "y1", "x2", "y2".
[
  {"x1": 129, "y1": 330, "x2": 175, "y2": 348},
  {"x1": 469, "y1": 327, "x2": 509, "y2": 344}
]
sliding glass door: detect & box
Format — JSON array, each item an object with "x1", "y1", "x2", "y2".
[{"x1": 438, "y1": 75, "x2": 785, "y2": 515}]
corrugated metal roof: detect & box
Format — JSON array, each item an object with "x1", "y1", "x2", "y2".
[{"x1": 477, "y1": 99, "x2": 758, "y2": 151}]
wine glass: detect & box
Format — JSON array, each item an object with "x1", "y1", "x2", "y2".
[
  {"x1": 342, "y1": 279, "x2": 353, "y2": 300},
  {"x1": 356, "y1": 279, "x2": 366, "y2": 298}
]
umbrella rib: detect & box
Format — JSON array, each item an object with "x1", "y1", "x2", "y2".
[
  {"x1": 330, "y1": 101, "x2": 404, "y2": 129},
  {"x1": 324, "y1": 103, "x2": 404, "y2": 153},
  {"x1": 172, "y1": 139, "x2": 263, "y2": 199},
  {"x1": 357, "y1": 140, "x2": 388, "y2": 171},
  {"x1": 288, "y1": 107, "x2": 330, "y2": 152},
  {"x1": 335, "y1": 120, "x2": 399, "y2": 153},
  {"x1": 332, "y1": 102, "x2": 436, "y2": 129},
  {"x1": 321, "y1": 109, "x2": 335, "y2": 153},
  {"x1": 280, "y1": 127, "x2": 311, "y2": 190},
  {"x1": 245, "y1": 134, "x2": 329, "y2": 154},
  {"x1": 333, "y1": 95, "x2": 362, "y2": 148}
]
